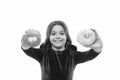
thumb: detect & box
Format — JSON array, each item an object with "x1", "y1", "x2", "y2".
[{"x1": 90, "y1": 29, "x2": 99, "y2": 37}]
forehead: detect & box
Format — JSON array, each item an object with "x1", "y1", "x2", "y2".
[{"x1": 51, "y1": 25, "x2": 64, "y2": 32}]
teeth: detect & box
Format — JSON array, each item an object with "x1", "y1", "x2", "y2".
[
  {"x1": 56, "y1": 41, "x2": 61, "y2": 42},
  {"x1": 55, "y1": 40, "x2": 62, "y2": 43}
]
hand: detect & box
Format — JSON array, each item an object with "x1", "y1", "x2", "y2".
[{"x1": 88, "y1": 29, "x2": 103, "y2": 52}]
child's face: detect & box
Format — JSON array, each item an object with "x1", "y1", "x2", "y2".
[{"x1": 50, "y1": 25, "x2": 67, "y2": 49}]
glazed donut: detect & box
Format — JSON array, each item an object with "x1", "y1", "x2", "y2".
[
  {"x1": 22, "y1": 32, "x2": 41, "y2": 47},
  {"x1": 77, "y1": 29, "x2": 96, "y2": 46}
]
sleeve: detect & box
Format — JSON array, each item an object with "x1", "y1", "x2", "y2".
[
  {"x1": 73, "y1": 49, "x2": 101, "y2": 65},
  {"x1": 21, "y1": 47, "x2": 43, "y2": 62}
]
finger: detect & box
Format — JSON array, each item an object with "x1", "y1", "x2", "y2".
[
  {"x1": 27, "y1": 29, "x2": 36, "y2": 33},
  {"x1": 25, "y1": 29, "x2": 33, "y2": 34},
  {"x1": 90, "y1": 29, "x2": 99, "y2": 37},
  {"x1": 89, "y1": 37, "x2": 103, "y2": 49},
  {"x1": 25, "y1": 29, "x2": 40, "y2": 35}
]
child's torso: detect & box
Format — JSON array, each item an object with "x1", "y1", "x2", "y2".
[{"x1": 40, "y1": 49, "x2": 76, "y2": 80}]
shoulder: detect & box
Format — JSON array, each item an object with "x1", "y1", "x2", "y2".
[
  {"x1": 66, "y1": 45, "x2": 79, "y2": 56},
  {"x1": 68, "y1": 45, "x2": 77, "y2": 51}
]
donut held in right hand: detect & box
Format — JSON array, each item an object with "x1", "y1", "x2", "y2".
[
  {"x1": 22, "y1": 29, "x2": 41, "y2": 47},
  {"x1": 77, "y1": 29, "x2": 96, "y2": 47}
]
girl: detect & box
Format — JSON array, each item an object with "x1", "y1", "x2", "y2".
[{"x1": 21, "y1": 21, "x2": 103, "y2": 80}]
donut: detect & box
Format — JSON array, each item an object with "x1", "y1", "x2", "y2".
[
  {"x1": 77, "y1": 29, "x2": 96, "y2": 46},
  {"x1": 22, "y1": 32, "x2": 41, "y2": 47}
]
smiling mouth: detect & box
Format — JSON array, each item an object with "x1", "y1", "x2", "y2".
[{"x1": 53, "y1": 40, "x2": 63, "y2": 43}]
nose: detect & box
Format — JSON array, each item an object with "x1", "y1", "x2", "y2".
[{"x1": 55, "y1": 34, "x2": 61, "y2": 39}]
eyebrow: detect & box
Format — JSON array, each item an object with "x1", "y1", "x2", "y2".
[{"x1": 51, "y1": 31, "x2": 65, "y2": 33}]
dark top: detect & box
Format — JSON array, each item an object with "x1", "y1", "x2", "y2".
[{"x1": 21, "y1": 44, "x2": 100, "y2": 80}]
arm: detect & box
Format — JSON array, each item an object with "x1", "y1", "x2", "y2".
[
  {"x1": 74, "y1": 49, "x2": 100, "y2": 64},
  {"x1": 21, "y1": 47, "x2": 43, "y2": 62},
  {"x1": 21, "y1": 29, "x2": 43, "y2": 62},
  {"x1": 74, "y1": 29, "x2": 103, "y2": 64}
]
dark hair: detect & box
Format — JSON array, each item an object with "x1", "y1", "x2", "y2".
[{"x1": 40, "y1": 20, "x2": 77, "y2": 51}]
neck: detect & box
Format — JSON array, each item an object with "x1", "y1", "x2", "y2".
[{"x1": 52, "y1": 46, "x2": 65, "y2": 51}]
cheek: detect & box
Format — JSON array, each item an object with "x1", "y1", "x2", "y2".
[
  {"x1": 63, "y1": 36, "x2": 67, "y2": 41},
  {"x1": 50, "y1": 36, "x2": 54, "y2": 41},
  {"x1": 61, "y1": 37, "x2": 67, "y2": 45},
  {"x1": 50, "y1": 36, "x2": 55, "y2": 44}
]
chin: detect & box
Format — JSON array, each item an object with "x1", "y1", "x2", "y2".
[
  {"x1": 54, "y1": 45, "x2": 63, "y2": 48},
  {"x1": 52, "y1": 44, "x2": 64, "y2": 48}
]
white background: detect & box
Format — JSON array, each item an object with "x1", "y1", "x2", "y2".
[{"x1": 0, "y1": 0, "x2": 120, "y2": 80}]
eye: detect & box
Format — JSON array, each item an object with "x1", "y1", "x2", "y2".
[
  {"x1": 60, "y1": 32, "x2": 65, "y2": 35},
  {"x1": 51, "y1": 32, "x2": 56, "y2": 36}
]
